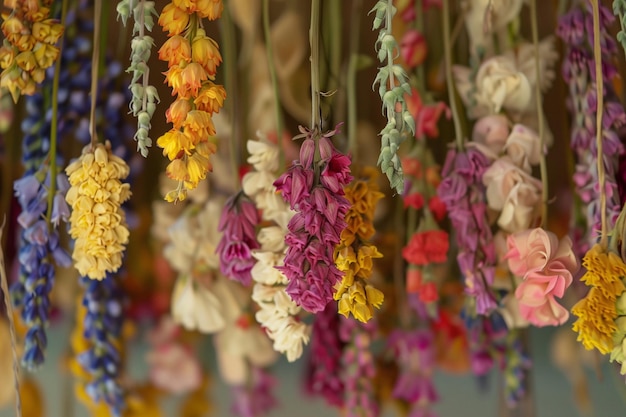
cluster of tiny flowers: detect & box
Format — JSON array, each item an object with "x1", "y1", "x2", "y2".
[
  {"x1": 216, "y1": 192, "x2": 260, "y2": 286},
  {"x1": 117, "y1": 0, "x2": 160, "y2": 157},
  {"x1": 0, "y1": 0, "x2": 64, "y2": 101},
  {"x1": 438, "y1": 148, "x2": 497, "y2": 314},
  {"x1": 558, "y1": 4, "x2": 626, "y2": 249},
  {"x1": 156, "y1": 0, "x2": 226, "y2": 202},
  {"x1": 610, "y1": 286, "x2": 626, "y2": 374},
  {"x1": 70, "y1": 276, "x2": 125, "y2": 416},
  {"x1": 305, "y1": 303, "x2": 345, "y2": 407},
  {"x1": 370, "y1": 0, "x2": 415, "y2": 194},
  {"x1": 333, "y1": 167, "x2": 385, "y2": 323},
  {"x1": 12, "y1": 171, "x2": 71, "y2": 369},
  {"x1": 65, "y1": 141, "x2": 131, "y2": 280},
  {"x1": 572, "y1": 244, "x2": 626, "y2": 354},
  {"x1": 274, "y1": 125, "x2": 352, "y2": 313},
  {"x1": 244, "y1": 134, "x2": 310, "y2": 362},
  {"x1": 339, "y1": 318, "x2": 378, "y2": 417}
]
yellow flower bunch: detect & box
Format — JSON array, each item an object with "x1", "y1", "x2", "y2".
[
  {"x1": 156, "y1": 0, "x2": 226, "y2": 202},
  {"x1": 0, "y1": 0, "x2": 64, "y2": 102},
  {"x1": 65, "y1": 142, "x2": 131, "y2": 280},
  {"x1": 333, "y1": 167, "x2": 385, "y2": 323},
  {"x1": 572, "y1": 244, "x2": 626, "y2": 354}
]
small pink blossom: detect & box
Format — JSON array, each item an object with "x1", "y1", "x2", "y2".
[
  {"x1": 401, "y1": 30, "x2": 427, "y2": 69},
  {"x1": 405, "y1": 88, "x2": 450, "y2": 140},
  {"x1": 146, "y1": 343, "x2": 202, "y2": 394}
]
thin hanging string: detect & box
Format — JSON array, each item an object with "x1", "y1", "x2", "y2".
[
  {"x1": 591, "y1": 0, "x2": 607, "y2": 248},
  {"x1": 310, "y1": 0, "x2": 321, "y2": 132},
  {"x1": 442, "y1": 0, "x2": 464, "y2": 150},
  {"x1": 89, "y1": 0, "x2": 103, "y2": 149},
  {"x1": 530, "y1": 0, "x2": 548, "y2": 229},
  {"x1": 0, "y1": 217, "x2": 22, "y2": 417}
]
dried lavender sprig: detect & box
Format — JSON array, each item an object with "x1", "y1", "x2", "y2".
[
  {"x1": 76, "y1": 274, "x2": 125, "y2": 416},
  {"x1": 371, "y1": 0, "x2": 415, "y2": 195},
  {"x1": 117, "y1": 0, "x2": 159, "y2": 157}
]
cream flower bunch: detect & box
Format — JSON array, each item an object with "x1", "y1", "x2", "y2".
[
  {"x1": 164, "y1": 197, "x2": 244, "y2": 334},
  {"x1": 65, "y1": 141, "x2": 131, "y2": 280},
  {"x1": 243, "y1": 133, "x2": 310, "y2": 362}
]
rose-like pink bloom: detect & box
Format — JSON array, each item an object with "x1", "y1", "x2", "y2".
[
  {"x1": 146, "y1": 343, "x2": 202, "y2": 394},
  {"x1": 505, "y1": 228, "x2": 578, "y2": 277},
  {"x1": 515, "y1": 282, "x2": 570, "y2": 326},
  {"x1": 504, "y1": 228, "x2": 579, "y2": 327},
  {"x1": 401, "y1": 29, "x2": 427, "y2": 69}
]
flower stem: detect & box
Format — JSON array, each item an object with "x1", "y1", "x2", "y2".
[
  {"x1": 414, "y1": 0, "x2": 425, "y2": 91},
  {"x1": 262, "y1": 0, "x2": 285, "y2": 166},
  {"x1": 310, "y1": 0, "x2": 321, "y2": 132},
  {"x1": 347, "y1": 0, "x2": 362, "y2": 157},
  {"x1": 0, "y1": 219, "x2": 21, "y2": 417},
  {"x1": 89, "y1": 0, "x2": 103, "y2": 149},
  {"x1": 46, "y1": 0, "x2": 69, "y2": 227},
  {"x1": 442, "y1": 0, "x2": 464, "y2": 150},
  {"x1": 221, "y1": 0, "x2": 240, "y2": 189},
  {"x1": 591, "y1": 0, "x2": 608, "y2": 248},
  {"x1": 530, "y1": 0, "x2": 548, "y2": 229}
]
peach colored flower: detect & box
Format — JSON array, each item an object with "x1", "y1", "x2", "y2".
[
  {"x1": 504, "y1": 228, "x2": 579, "y2": 327},
  {"x1": 146, "y1": 343, "x2": 202, "y2": 394}
]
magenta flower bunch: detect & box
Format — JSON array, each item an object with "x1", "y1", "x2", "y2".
[{"x1": 274, "y1": 125, "x2": 353, "y2": 313}]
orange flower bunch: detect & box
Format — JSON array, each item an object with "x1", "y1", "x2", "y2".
[
  {"x1": 0, "y1": 0, "x2": 64, "y2": 102},
  {"x1": 156, "y1": 0, "x2": 226, "y2": 202}
]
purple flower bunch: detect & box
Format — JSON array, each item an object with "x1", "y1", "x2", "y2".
[
  {"x1": 388, "y1": 329, "x2": 438, "y2": 417},
  {"x1": 438, "y1": 148, "x2": 497, "y2": 314},
  {"x1": 12, "y1": 173, "x2": 71, "y2": 370},
  {"x1": 231, "y1": 367, "x2": 277, "y2": 417},
  {"x1": 217, "y1": 193, "x2": 260, "y2": 286},
  {"x1": 305, "y1": 302, "x2": 345, "y2": 406},
  {"x1": 76, "y1": 275, "x2": 125, "y2": 416},
  {"x1": 274, "y1": 125, "x2": 352, "y2": 313},
  {"x1": 339, "y1": 317, "x2": 379, "y2": 417},
  {"x1": 558, "y1": 4, "x2": 626, "y2": 252}
]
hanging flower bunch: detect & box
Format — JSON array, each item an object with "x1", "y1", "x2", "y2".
[
  {"x1": 274, "y1": 125, "x2": 352, "y2": 313},
  {"x1": 0, "y1": 0, "x2": 64, "y2": 101},
  {"x1": 156, "y1": 0, "x2": 226, "y2": 202},
  {"x1": 333, "y1": 166, "x2": 385, "y2": 323},
  {"x1": 65, "y1": 141, "x2": 131, "y2": 280},
  {"x1": 244, "y1": 134, "x2": 311, "y2": 362},
  {"x1": 370, "y1": 0, "x2": 415, "y2": 194},
  {"x1": 117, "y1": 0, "x2": 160, "y2": 157}
]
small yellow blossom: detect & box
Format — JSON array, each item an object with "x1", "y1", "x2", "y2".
[
  {"x1": 191, "y1": 28, "x2": 221, "y2": 77},
  {"x1": 65, "y1": 142, "x2": 131, "y2": 280},
  {"x1": 157, "y1": 129, "x2": 194, "y2": 160},
  {"x1": 194, "y1": 81, "x2": 226, "y2": 114},
  {"x1": 0, "y1": 2, "x2": 64, "y2": 102},
  {"x1": 333, "y1": 167, "x2": 385, "y2": 322},
  {"x1": 572, "y1": 244, "x2": 626, "y2": 355},
  {"x1": 166, "y1": 98, "x2": 192, "y2": 129},
  {"x1": 158, "y1": 35, "x2": 192, "y2": 67},
  {"x1": 158, "y1": 3, "x2": 190, "y2": 36}
]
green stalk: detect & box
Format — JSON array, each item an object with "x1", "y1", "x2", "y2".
[
  {"x1": 263, "y1": 0, "x2": 285, "y2": 167},
  {"x1": 530, "y1": 0, "x2": 548, "y2": 229},
  {"x1": 221, "y1": 0, "x2": 240, "y2": 189},
  {"x1": 442, "y1": 0, "x2": 464, "y2": 150},
  {"x1": 89, "y1": 0, "x2": 103, "y2": 148},
  {"x1": 347, "y1": 0, "x2": 362, "y2": 156},
  {"x1": 310, "y1": 0, "x2": 321, "y2": 132},
  {"x1": 46, "y1": 0, "x2": 70, "y2": 226}
]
